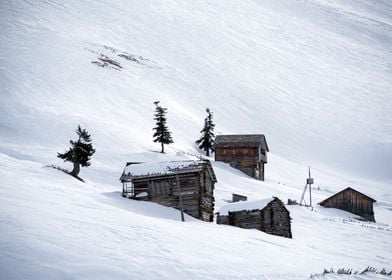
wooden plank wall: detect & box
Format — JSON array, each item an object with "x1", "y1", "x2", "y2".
[
  {"x1": 132, "y1": 170, "x2": 214, "y2": 222},
  {"x1": 262, "y1": 200, "x2": 292, "y2": 238},
  {"x1": 229, "y1": 210, "x2": 262, "y2": 229},
  {"x1": 321, "y1": 189, "x2": 375, "y2": 222},
  {"x1": 215, "y1": 147, "x2": 265, "y2": 180}
]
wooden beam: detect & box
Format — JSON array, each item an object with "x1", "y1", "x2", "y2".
[{"x1": 176, "y1": 174, "x2": 185, "y2": 222}]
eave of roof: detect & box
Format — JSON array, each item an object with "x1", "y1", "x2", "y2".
[
  {"x1": 120, "y1": 160, "x2": 217, "y2": 183},
  {"x1": 215, "y1": 134, "x2": 269, "y2": 151},
  {"x1": 318, "y1": 187, "x2": 376, "y2": 205}
]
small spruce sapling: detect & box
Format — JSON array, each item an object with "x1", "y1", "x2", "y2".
[
  {"x1": 196, "y1": 108, "x2": 215, "y2": 156},
  {"x1": 57, "y1": 125, "x2": 95, "y2": 178},
  {"x1": 152, "y1": 101, "x2": 173, "y2": 153}
]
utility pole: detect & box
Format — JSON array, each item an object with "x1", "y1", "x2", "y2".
[
  {"x1": 299, "y1": 183, "x2": 308, "y2": 206},
  {"x1": 300, "y1": 166, "x2": 314, "y2": 208},
  {"x1": 176, "y1": 174, "x2": 185, "y2": 222},
  {"x1": 307, "y1": 166, "x2": 314, "y2": 209}
]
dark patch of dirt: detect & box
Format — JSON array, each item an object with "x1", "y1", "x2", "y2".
[
  {"x1": 88, "y1": 44, "x2": 160, "y2": 70},
  {"x1": 91, "y1": 55, "x2": 122, "y2": 70}
]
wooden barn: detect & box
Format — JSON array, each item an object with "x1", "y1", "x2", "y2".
[
  {"x1": 216, "y1": 197, "x2": 292, "y2": 238},
  {"x1": 319, "y1": 187, "x2": 376, "y2": 222},
  {"x1": 214, "y1": 134, "x2": 269, "y2": 180},
  {"x1": 120, "y1": 160, "x2": 217, "y2": 222}
]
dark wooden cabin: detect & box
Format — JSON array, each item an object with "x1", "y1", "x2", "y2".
[
  {"x1": 120, "y1": 160, "x2": 217, "y2": 222},
  {"x1": 319, "y1": 187, "x2": 376, "y2": 222},
  {"x1": 216, "y1": 197, "x2": 292, "y2": 238},
  {"x1": 214, "y1": 134, "x2": 269, "y2": 180}
]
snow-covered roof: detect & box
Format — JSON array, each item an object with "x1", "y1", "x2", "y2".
[
  {"x1": 123, "y1": 160, "x2": 206, "y2": 178},
  {"x1": 218, "y1": 197, "x2": 275, "y2": 215}
]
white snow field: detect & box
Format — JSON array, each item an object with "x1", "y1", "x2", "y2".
[
  {"x1": 0, "y1": 0, "x2": 391, "y2": 279},
  {"x1": 1, "y1": 153, "x2": 391, "y2": 279}
]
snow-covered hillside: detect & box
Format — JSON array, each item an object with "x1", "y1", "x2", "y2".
[
  {"x1": 1, "y1": 0, "x2": 391, "y2": 182},
  {"x1": 1, "y1": 153, "x2": 391, "y2": 279},
  {"x1": 1, "y1": 0, "x2": 391, "y2": 279}
]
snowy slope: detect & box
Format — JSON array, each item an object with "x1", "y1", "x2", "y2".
[
  {"x1": 1, "y1": 0, "x2": 391, "y2": 182},
  {"x1": 1, "y1": 0, "x2": 392, "y2": 279},
  {"x1": 1, "y1": 153, "x2": 391, "y2": 279}
]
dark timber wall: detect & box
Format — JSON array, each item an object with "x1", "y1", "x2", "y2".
[
  {"x1": 215, "y1": 147, "x2": 266, "y2": 180},
  {"x1": 319, "y1": 188, "x2": 376, "y2": 222},
  {"x1": 214, "y1": 134, "x2": 269, "y2": 181},
  {"x1": 128, "y1": 169, "x2": 215, "y2": 222}
]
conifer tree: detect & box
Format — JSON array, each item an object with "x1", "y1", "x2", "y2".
[
  {"x1": 196, "y1": 108, "x2": 215, "y2": 156},
  {"x1": 57, "y1": 125, "x2": 95, "y2": 178},
  {"x1": 152, "y1": 101, "x2": 173, "y2": 153}
]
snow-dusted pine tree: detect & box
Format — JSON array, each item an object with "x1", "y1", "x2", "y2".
[
  {"x1": 196, "y1": 108, "x2": 215, "y2": 156},
  {"x1": 152, "y1": 101, "x2": 173, "y2": 153},
  {"x1": 57, "y1": 125, "x2": 95, "y2": 178}
]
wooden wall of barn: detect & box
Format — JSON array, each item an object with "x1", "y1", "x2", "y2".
[
  {"x1": 198, "y1": 170, "x2": 215, "y2": 221},
  {"x1": 261, "y1": 200, "x2": 292, "y2": 238},
  {"x1": 229, "y1": 210, "x2": 262, "y2": 229},
  {"x1": 320, "y1": 189, "x2": 375, "y2": 222},
  {"x1": 215, "y1": 147, "x2": 265, "y2": 180},
  {"x1": 132, "y1": 171, "x2": 214, "y2": 222}
]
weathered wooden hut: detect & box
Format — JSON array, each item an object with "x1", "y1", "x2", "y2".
[
  {"x1": 120, "y1": 160, "x2": 217, "y2": 222},
  {"x1": 214, "y1": 134, "x2": 269, "y2": 180},
  {"x1": 319, "y1": 187, "x2": 376, "y2": 222},
  {"x1": 216, "y1": 197, "x2": 292, "y2": 238}
]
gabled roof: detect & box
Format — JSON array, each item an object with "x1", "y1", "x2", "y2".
[
  {"x1": 218, "y1": 197, "x2": 280, "y2": 215},
  {"x1": 319, "y1": 187, "x2": 376, "y2": 205},
  {"x1": 120, "y1": 160, "x2": 217, "y2": 183},
  {"x1": 214, "y1": 134, "x2": 269, "y2": 151}
]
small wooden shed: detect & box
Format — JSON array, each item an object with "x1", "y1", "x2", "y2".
[
  {"x1": 216, "y1": 197, "x2": 292, "y2": 238},
  {"x1": 232, "y1": 193, "x2": 247, "y2": 203},
  {"x1": 214, "y1": 134, "x2": 269, "y2": 180},
  {"x1": 319, "y1": 187, "x2": 376, "y2": 222},
  {"x1": 120, "y1": 160, "x2": 217, "y2": 222}
]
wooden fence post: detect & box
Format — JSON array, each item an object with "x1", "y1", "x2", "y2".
[{"x1": 176, "y1": 174, "x2": 185, "y2": 222}]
